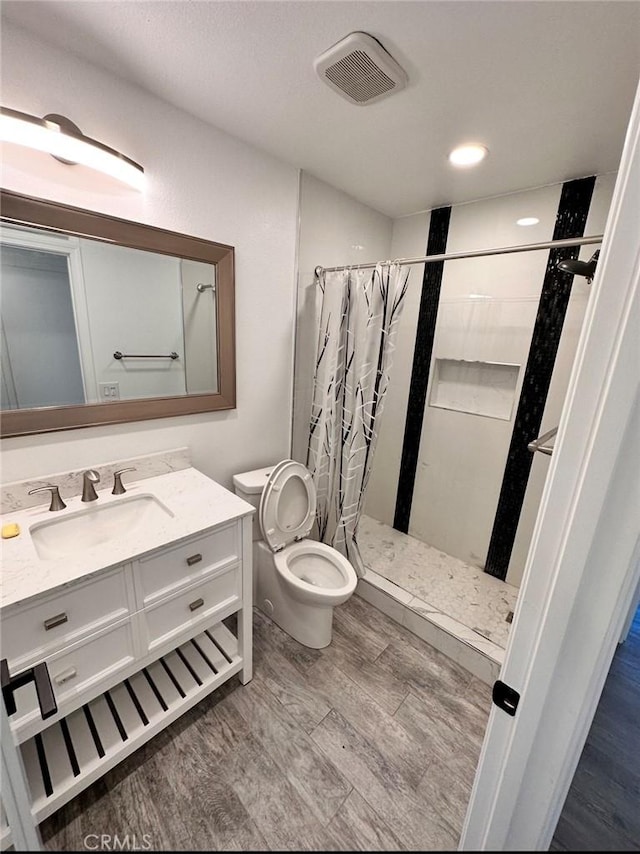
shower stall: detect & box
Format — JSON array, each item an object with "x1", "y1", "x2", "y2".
[{"x1": 293, "y1": 172, "x2": 616, "y2": 671}]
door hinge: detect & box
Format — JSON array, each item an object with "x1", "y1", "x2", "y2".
[{"x1": 492, "y1": 679, "x2": 520, "y2": 716}]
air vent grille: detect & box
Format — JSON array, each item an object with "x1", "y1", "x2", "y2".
[
  {"x1": 324, "y1": 50, "x2": 396, "y2": 103},
  {"x1": 314, "y1": 31, "x2": 408, "y2": 106}
]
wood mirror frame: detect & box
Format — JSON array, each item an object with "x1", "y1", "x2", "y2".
[{"x1": 0, "y1": 190, "x2": 235, "y2": 438}]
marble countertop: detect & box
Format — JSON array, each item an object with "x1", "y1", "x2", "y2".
[{"x1": 0, "y1": 467, "x2": 254, "y2": 611}]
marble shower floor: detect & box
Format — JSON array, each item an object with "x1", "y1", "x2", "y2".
[{"x1": 358, "y1": 515, "x2": 519, "y2": 648}]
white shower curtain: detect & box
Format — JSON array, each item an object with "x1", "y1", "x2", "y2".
[{"x1": 306, "y1": 263, "x2": 409, "y2": 576}]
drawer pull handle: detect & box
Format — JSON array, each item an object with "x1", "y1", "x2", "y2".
[
  {"x1": 189, "y1": 598, "x2": 204, "y2": 612},
  {"x1": 44, "y1": 613, "x2": 68, "y2": 631},
  {"x1": 54, "y1": 667, "x2": 77, "y2": 685},
  {"x1": 186, "y1": 553, "x2": 202, "y2": 566}
]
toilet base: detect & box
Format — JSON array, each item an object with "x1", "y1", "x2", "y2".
[{"x1": 255, "y1": 541, "x2": 335, "y2": 648}]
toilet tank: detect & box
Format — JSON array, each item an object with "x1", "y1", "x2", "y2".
[{"x1": 232, "y1": 465, "x2": 275, "y2": 541}]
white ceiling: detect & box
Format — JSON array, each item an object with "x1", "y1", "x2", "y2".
[{"x1": 3, "y1": 1, "x2": 640, "y2": 217}]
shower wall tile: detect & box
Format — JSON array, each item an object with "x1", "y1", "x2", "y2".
[
  {"x1": 394, "y1": 206, "x2": 451, "y2": 533},
  {"x1": 485, "y1": 176, "x2": 596, "y2": 579},
  {"x1": 507, "y1": 172, "x2": 617, "y2": 586},
  {"x1": 409, "y1": 185, "x2": 560, "y2": 571}
]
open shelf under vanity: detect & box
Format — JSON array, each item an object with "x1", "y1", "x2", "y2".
[
  {"x1": 1, "y1": 489, "x2": 254, "y2": 850},
  {"x1": 2, "y1": 619, "x2": 242, "y2": 849}
]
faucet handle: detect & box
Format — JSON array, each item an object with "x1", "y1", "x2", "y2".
[
  {"x1": 112, "y1": 467, "x2": 136, "y2": 495},
  {"x1": 28, "y1": 485, "x2": 67, "y2": 512}
]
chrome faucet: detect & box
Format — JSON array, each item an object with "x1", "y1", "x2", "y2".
[{"x1": 81, "y1": 469, "x2": 101, "y2": 502}]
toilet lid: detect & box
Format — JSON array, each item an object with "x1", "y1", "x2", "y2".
[{"x1": 259, "y1": 460, "x2": 316, "y2": 552}]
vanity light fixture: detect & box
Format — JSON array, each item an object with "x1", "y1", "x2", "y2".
[
  {"x1": 517, "y1": 217, "x2": 540, "y2": 226},
  {"x1": 448, "y1": 143, "x2": 488, "y2": 168},
  {"x1": 0, "y1": 107, "x2": 145, "y2": 190}
]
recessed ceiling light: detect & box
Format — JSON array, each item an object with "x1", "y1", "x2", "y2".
[
  {"x1": 517, "y1": 217, "x2": 540, "y2": 227},
  {"x1": 448, "y1": 143, "x2": 488, "y2": 168}
]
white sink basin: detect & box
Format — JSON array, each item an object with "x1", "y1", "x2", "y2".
[{"x1": 30, "y1": 494, "x2": 174, "y2": 560}]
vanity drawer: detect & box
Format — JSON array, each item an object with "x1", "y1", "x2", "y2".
[
  {"x1": 11, "y1": 618, "x2": 136, "y2": 728},
  {"x1": 143, "y1": 565, "x2": 240, "y2": 651},
  {"x1": 1, "y1": 567, "x2": 131, "y2": 669},
  {"x1": 137, "y1": 522, "x2": 239, "y2": 606}
]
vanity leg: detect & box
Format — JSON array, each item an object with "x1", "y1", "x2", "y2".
[
  {"x1": 239, "y1": 607, "x2": 253, "y2": 684},
  {"x1": 239, "y1": 516, "x2": 253, "y2": 684}
]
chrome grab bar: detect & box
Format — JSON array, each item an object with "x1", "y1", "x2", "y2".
[
  {"x1": 528, "y1": 426, "x2": 558, "y2": 456},
  {"x1": 113, "y1": 351, "x2": 179, "y2": 360}
]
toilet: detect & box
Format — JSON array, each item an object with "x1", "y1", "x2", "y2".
[{"x1": 233, "y1": 460, "x2": 358, "y2": 648}]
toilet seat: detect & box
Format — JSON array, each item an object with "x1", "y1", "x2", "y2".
[
  {"x1": 259, "y1": 459, "x2": 316, "y2": 553},
  {"x1": 273, "y1": 539, "x2": 357, "y2": 605},
  {"x1": 259, "y1": 459, "x2": 358, "y2": 609}
]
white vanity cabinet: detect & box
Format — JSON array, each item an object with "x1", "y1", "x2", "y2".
[{"x1": 0, "y1": 507, "x2": 253, "y2": 840}]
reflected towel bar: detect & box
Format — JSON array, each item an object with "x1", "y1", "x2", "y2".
[
  {"x1": 528, "y1": 426, "x2": 558, "y2": 456},
  {"x1": 113, "y1": 351, "x2": 179, "y2": 360}
]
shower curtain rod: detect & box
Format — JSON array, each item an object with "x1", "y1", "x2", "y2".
[{"x1": 313, "y1": 234, "x2": 603, "y2": 276}]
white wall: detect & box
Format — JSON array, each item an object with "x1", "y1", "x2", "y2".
[
  {"x1": 0, "y1": 20, "x2": 299, "y2": 490},
  {"x1": 291, "y1": 172, "x2": 393, "y2": 462},
  {"x1": 365, "y1": 177, "x2": 614, "y2": 587}
]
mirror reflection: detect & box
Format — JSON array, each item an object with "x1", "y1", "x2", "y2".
[{"x1": 1, "y1": 224, "x2": 218, "y2": 411}]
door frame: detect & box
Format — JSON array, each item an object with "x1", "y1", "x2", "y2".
[
  {"x1": 0, "y1": 224, "x2": 98, "y2": 405},
  {"x1": 461, "y1": 77, "x2": 640, "y2": 850}
]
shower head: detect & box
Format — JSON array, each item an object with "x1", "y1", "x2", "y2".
[{"x1": 557, "y1": 250, "x2": 600, "y2": 283}]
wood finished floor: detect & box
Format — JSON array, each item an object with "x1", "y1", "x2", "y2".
[
  {"x1": 40, "y1": 595, "x2": 491, "y2": 851},
  {"x1": 551, "y1": 607, "x2": 640, "y2": 851}
]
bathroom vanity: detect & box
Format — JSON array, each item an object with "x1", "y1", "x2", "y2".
[{"x1": 0, "y1": 465, "x2": 253, "y2": 846}]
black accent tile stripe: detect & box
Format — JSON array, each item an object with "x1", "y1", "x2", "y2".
[
  {"x1": 394, "y1": 206, "x2": 451, "y2": 532},
  {"x1": 484, "y1": 176, "x2": 596, "y2": 579}
]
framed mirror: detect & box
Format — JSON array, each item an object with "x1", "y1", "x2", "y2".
[{"x1": 0, "y1": 190, "x2": 235, "y2": 437}]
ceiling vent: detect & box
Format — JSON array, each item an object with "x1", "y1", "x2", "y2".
[{"x1": 314, "y1": 32, "x2": 408, "y2": 106}]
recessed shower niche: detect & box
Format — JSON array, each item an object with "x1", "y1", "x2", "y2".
[{"x1": 429, "y1": 358, "x2": 520, "y2": 421}]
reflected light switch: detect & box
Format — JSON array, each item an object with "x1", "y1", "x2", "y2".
[{"x1": 99, "y1": 381, "x2": 120, "y2": 400}]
